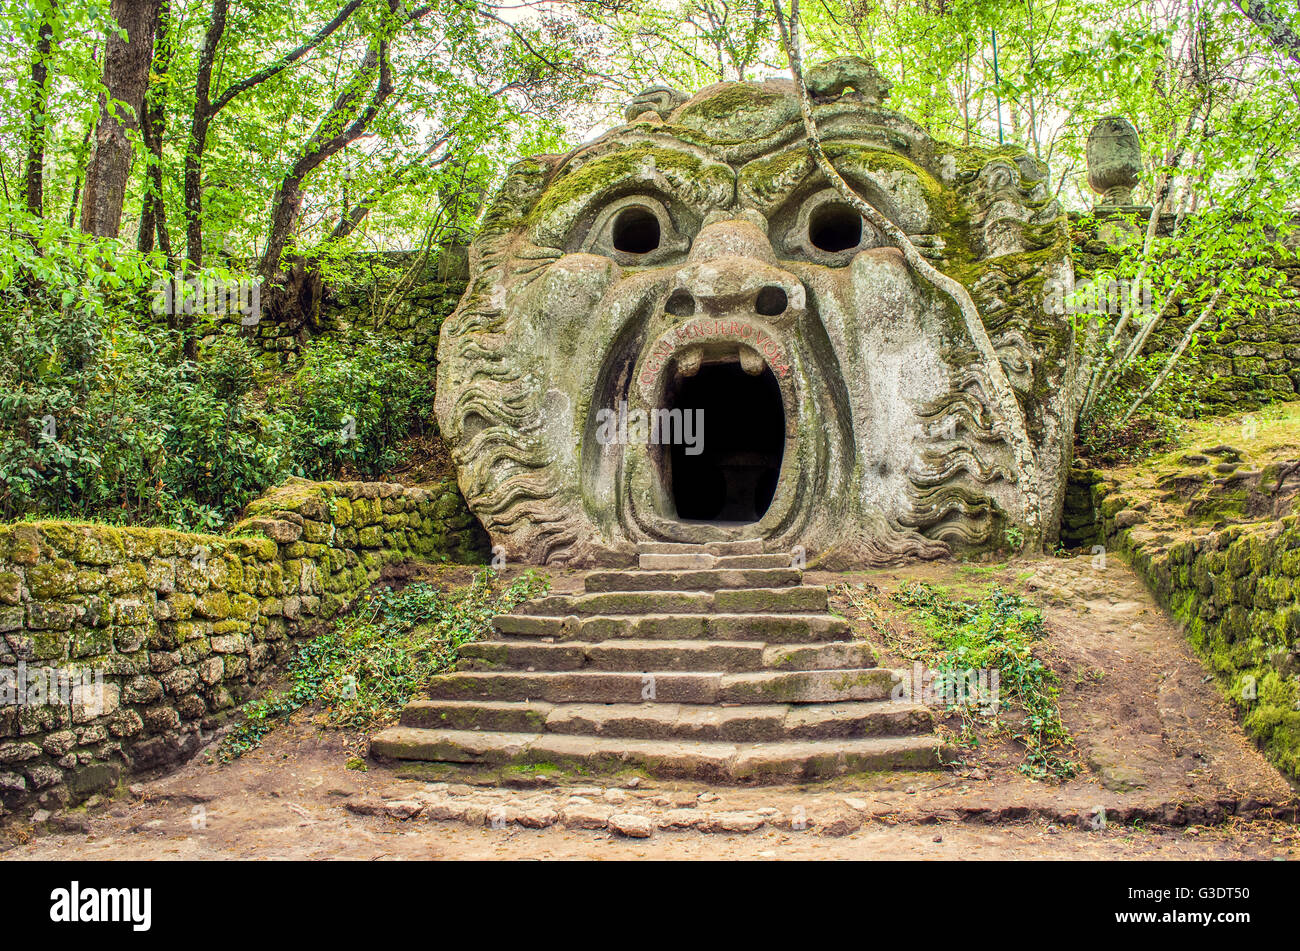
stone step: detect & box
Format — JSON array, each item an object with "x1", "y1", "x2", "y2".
[
  {"x1": 638, "y1": 552, "x2": 714, "y2": 570},
  {"x1": 369, "y1": 727, "x2": 945, "y2": 782},
  {"x1": 458, "y1": 639, "x2": 878, "y2": 672},
  {"x1": 583, "y1": 567, "x2": 801, "y2": 593},
  {"x1": 372, "y1": 549, "x2": 944, "y2": 785},
  {"x1": 511, "y1": 586, "x2": 828, "y2": 617},
  {"x1": 423, "y1": 668, "x2": 902, "y2": 704},
  {"x1": 493, "y1": 612, "x2": 851, "y2": 643},
  {"x1": 636, "y1": 540, "x2": 763, "y2": 556},
  {"x1": 715, "y1": 553, "x2": 794, "y2": 569},
  {"x1": 399, "y1": 699, "x2": 934, "y2": 742},
  {"x1": 401, "y1": 699, "x2": 552, "y2": 733},
  {"x1": 637, "y1": 552, "x2": 792, "y2": 570}
]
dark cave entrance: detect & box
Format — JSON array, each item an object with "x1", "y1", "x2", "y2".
[{"x1": 663, "y1": 360, "x2": 785, "y2": 523}]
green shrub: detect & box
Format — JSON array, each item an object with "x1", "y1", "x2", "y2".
[
  {"x1": 0, "y1": 222, "x2": 294, "y2": 528},
  {"x1": 153, "y1": 337, "x2": 294, "y2": 531},
  {"x1": 270, "y1": 332, "x2": 435, "y2": 479},
  {"x1": 0, "y1": 219, "x2": 437, "y2": 531},
  {"x1": 892, "y1": 581, "x2": 1079, "y2": 781}
]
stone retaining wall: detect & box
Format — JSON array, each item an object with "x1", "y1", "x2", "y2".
[
  {"x1": 1060, "y1": 467, "x2": 1106, "y2": 550},
  {"x1": 0, "y1": 477, "x2": 487, "y2": 817},
  {"x1": 203, "y1": 250, "x2": 467, "y2": 368},
  {"x1": 1073, "y1": 459, "x2": 1300, "y2": 779},
  {"x1": 315, "y1": 252, "x2": 465, "y2": 368}
]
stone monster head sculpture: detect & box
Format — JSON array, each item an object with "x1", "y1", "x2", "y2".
[{"x1": 435, "y1": 58, "x2": 1074, "y2": 567}]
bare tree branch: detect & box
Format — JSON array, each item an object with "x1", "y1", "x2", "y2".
[
  {"x1": 1116, "y1": 283, "x2": 1228, "y2": 429},
  {"x1": 210, "y1": 0, "x2": 366, "y2": 114},
  {"x1": 258, "y1": 6, "x2": 417, "y2": 279}
]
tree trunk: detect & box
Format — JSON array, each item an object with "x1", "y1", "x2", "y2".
[
  {"x1": 182, "y1": 0, "x2": 365, "y2": 266},
  {"x1": 184, "y1": 0, "x2": 226, "y2": 267},
  {"x1": 138, "y1": 0, "x2": 173, "y2": 259},
  {"x1": 1233, "y1": 0, "x2": 1300, "y2": 63},
  {"x1": 1116, "y1": 284, "x2": 1228, "y2": 429},
  {"x1": 24, "y1": 1, "x2": 57, "y2": 217},
  {"x1": 80, "y1": 0, "x2": 160, "y2": 237},
  {"x1": 258, "y1": 37, "x2": 396, "y2": 280}
]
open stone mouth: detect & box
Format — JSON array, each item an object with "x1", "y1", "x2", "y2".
[
  {"x1": 614, "y1": 283, "x2": 812, "y2": 548},
  {"x1": 655, "y1": 351, "x2": 785, "y2": 525}
]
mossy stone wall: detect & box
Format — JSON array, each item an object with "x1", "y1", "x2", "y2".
[
  {"x1": 200, "y1": 249, "x2": 468, "y2": 368},
  {"x1": 1072, "y1": 215, "x2": 1300, "y2": 414},
  {"x1": 312, "y1": 250, "x2": 467, "y2": 367},
  {"x1": 1060, "y1": 467, "x2": 1106, "y2": 549},
  {"x1": 0, "y1": 477, "x2": 487, "y2": 817},
  {"x1": 1077, "y1": 472, "x2": 1300, "y2": 779}
]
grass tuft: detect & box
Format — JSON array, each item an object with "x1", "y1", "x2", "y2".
[{"x1": 843, "y1": 580, "x2": 1079, "y2": 781}]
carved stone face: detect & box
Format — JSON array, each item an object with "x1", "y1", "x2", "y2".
[{"x1": 436, "y1": 63, "x2": 1074, "y2": 566}]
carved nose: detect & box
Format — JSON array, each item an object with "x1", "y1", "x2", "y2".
[
  {"x1": 671, "y1": 214, "x2": 804, "y2": 318},
  {"x1": 687, "y1": 212, "x2": 779, "y2": 266},
  {"x1": 664, "y1": 283, "x2": 791, "y2": 318},
  {"x1": 672, "y1": 261, "x2": 804, "y2": 317}
]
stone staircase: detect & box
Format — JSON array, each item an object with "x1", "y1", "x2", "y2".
[{"x1": 370, "y1": 540, "x2": 945, "y2": 782}]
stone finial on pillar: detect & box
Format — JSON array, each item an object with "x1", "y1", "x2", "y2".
[{"x1": 1086, "y1": 117, "x2": 1142, "y2": 207}]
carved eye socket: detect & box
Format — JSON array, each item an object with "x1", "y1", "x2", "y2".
[
  {"x1": 809, "y1": 203, "x2": 863, "y2": 253},
  {"x1": 783, "y1": 189, "x2": 880, "y2": 265},
  {"x1": 611, "y1": 206, "x2": 661, "y2": 254},
  {"x1": 581, "y1": 195, "x2": 690, "y2": 265}
]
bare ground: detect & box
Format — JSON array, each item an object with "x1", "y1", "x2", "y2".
[{"x1": 4, "y1": 554, "x2": 1297, "y2": 861}]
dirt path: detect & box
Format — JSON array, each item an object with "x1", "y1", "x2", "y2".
[
  {"x1": 4, "y1": 554, "x2": 1297, "y2": 861},
  {"x1": 5, "y1": 723, "x2": 1295, "y2": 860},
  {"x1": 814, "y1": 553, "x2": 1296, "y2": 816}
]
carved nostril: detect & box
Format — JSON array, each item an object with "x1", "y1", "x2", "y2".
[
  {"x1": 666, "y1": 289, "x2": 695, "y2": 317},
  {"x1": 755, "y1": 285, "x2": 788, "y2": 316}
]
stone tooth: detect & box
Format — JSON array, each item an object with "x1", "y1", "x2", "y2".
[
  {"x1": 676, "y1": 346, "x2": 703, "y2": 377},
  {"x1": 738, "y1": 345, "x2": 765, "y2": 376}
]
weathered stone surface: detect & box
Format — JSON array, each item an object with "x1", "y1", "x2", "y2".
[
  {"x1": 1086, "y1": 116, "x2": 1142, "y2": 207},
  {"x1": 813, "y1": 806, "x2": 864, "y2": 837},
  {"x1": 699, "y1": 810, "x2": 766, "y2": 833},
  {"x1": 608, "y1": 812, "x2": 654, "y2": 838},
  {"x1": 560, "y1": 803, "x2": 614, "y2": 829},
  {"x1": 435, "y1": 58, "x2": 1074, "y2": 567}
]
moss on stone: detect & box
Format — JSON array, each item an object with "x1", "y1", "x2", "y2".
[
  {"x1": 526, "y1": 145, "x2": 733, "y2": 232},
  {"x1": 1093, "y1": 408, "x2": 1300, "y2": 780},
  {"x1": 673, "y1": 83, "x2": 794, "y2": 141}
]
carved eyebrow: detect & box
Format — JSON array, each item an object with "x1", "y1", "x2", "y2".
[
  {"x1": 737, "y1": 147, "x2": 819, "y2": 218},
  {"x1": 528, "y1": 145, "x2": 734, "y2": 248},
  {"x1": 739, "y1": 145, "x2": 936, "y2": 234}
]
